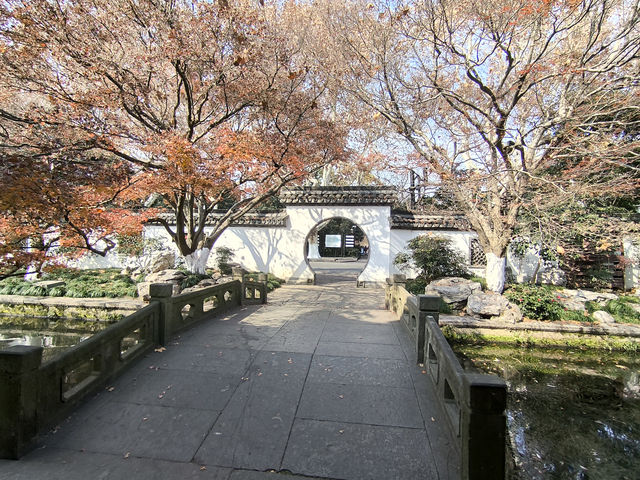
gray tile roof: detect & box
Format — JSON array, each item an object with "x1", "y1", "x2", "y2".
[
  {"x1": 149, "y1": 211, "x2": 288, "y2": 228},
  {"x1": 390, "y1": 213, "x2": 471, "y2": 230},
  {"x1": 279, "y1": 186, "x2": 397, "y2": 205}
]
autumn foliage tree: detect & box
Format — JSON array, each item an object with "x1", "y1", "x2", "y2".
[
  {"x1": 315, "y1": 0, "x2": 640, "y2": 292},
  {"x1": 0, "y1": 155, "x2": 143, "y2": 278},
  {"x1": 0, "y1": 0, "x2": 348, "y2": 274}
]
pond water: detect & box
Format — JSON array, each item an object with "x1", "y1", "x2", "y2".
[
  {"x1": 452, "y1": 343, "x2": 640, "y2": 480},
  {"x1": 0, "y1": 329, "x2": 91, "y2": 362}
]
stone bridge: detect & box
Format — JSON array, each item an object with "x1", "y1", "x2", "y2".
[{"x1": 1, "y1": 265, "x2": 505, "y2": 480}]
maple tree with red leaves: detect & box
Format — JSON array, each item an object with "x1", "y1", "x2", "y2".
[{"x1": 0, "y1": 0, "x2": 348, "y2": 275}]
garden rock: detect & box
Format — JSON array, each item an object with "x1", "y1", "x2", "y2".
[
  {"x1": 535, "y1": 267, "x2": 567, "y2": 286},
  {"x1": 557, "y1": 289, "x2": 618, "y2": 311},
  {"x1": 137, "y1": 281, "x2": 181, "y2": 299},
  {"x1": 593, "y1": 310, "x2": 616, "y2": 324},
  {"x1": 467, "y1": 293, "x2": 509, "y2": 317},
  {"x1": 425, "y1": 277, "x2": 482, "y2": 309},
  {"x1": 495, "y1": 302, "x2": 523, "y2": 324},
  {"x1": 148, "y1": 252, "x2": 176, "y2": 274},
  {"x1": 138, "y1": 269, "x2": 187, "y2": 299},
  {"x1": 146, "y1": 269, "x2": 186, "y2": 284},
  {"x1": 180, "y1": 278, "x2": 219, "y2": 294}
]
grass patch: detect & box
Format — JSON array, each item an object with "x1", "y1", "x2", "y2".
[
  {"x1": 442, "y1": 325, "x2": 640, "y2": 352},
  {"x1": 405, "y1": 277, "x2": 427, "y2": 296},
  {"x1": 586, "y1": 296, "x2": 640, "y2": 325},
  {"x1": 0, "y1": 269, "x2": 138, "y2": 298}
]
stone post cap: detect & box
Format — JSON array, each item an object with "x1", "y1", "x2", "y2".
[
  {"x1": 148, "y1": 283, "x2": 174, "y2": 298},
  {"x1": 391, "y1": 274, "x2": 406, "y2": 284},
  {"x1": 417, "y1": 294, "x2": 441, "y2": 312},
  {"x1": 464, "y1": 373, "x2": 507, "y2": 413},
  {"x1": 0, "y1": 346, "x2": 43, "y2": 374},
  {"x1": 232, "y1": 266, "x2": 247, "y2": 278}
]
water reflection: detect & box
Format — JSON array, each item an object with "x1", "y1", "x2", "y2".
[
  {"x1": 452, "y1": 344, "x2": 640, "y2": 480},
  {"x1": 0, "y1": 329, "x2": 91, "y2": 361}
]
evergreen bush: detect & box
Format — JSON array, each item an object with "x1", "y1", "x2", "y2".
[{"x1": 394, "y1": 235, "x2": 469, "y2": 283}]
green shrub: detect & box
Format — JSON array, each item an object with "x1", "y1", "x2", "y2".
[
  {"x1": 215, "y1": 247, "x2": 234, "y2": 275},
  {"x1": 504, "y1": 284, "x2": 566, "y2": 321},
  {"x1": 180, "y1": 273, "x2": 211, "y2": 290},
  {"x1": 439, "y1": 300, "x2": 453, "y2": 314},
  {"x1": 558, "y1": 308, "x2": 592, "y2": 323},
  {"x1": 394, "y1": 235, "x2": 469, "y2": 283},
  {"x1": 405, "y1": 277, "x2": 427, "y2": 295}
]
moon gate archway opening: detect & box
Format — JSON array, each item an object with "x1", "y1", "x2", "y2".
[{"x1": 304, "y1": 217, "x2": 369, "y2": 285}]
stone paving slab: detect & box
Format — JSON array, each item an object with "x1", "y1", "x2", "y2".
[
  {"x1": 297, "y1": 382, "x2": 423, "y2": 428},
  {"x1": 51, "y1": 401, "x2": 218, "y2": 462},
  {"x1": 314, "y1": 341, "x2": 405, "y2": 359},
  {"x1": 319, "y1": 323, "x2": 399, "y2": 344},
  {"x1": 308, "y1": 355, "x2": 413, "y2": 388},
  {"x1": 281, "y1": 418, "x2": 437, "y2": 480},
  {"x1": 194, "y1": 351, "x2": 312, "y2": 470},
  {"x1": 228, "y1": 470, "x2": 325, "y2": 480},
  {"x1": 108, "y1": 368, "x2": 240, "y2": 411},
  {"x1": 1, "y1": 448, "x2": 231, "y2": 480},
  {"x1": 137, "y1": 344, "x2": 256, "y2": 376}
]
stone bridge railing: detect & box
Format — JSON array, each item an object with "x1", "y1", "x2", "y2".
[
  {"x1": 385, "y1": 275, "x2": 507, "y2": 480},
  {"x1": 0, "y1": 277, "x2": 267, "y2": 459}
]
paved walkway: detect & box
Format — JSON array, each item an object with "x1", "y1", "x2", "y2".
[{"x1": 0, "y1": 281, "x2": 459, "y2": 480}]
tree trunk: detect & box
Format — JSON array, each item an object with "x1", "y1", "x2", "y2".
[
  {"x1": 184, "y1": 247, "x2": 212, "y2": 275},
  {"x1": 485, "y1": 252, "x2": 506, "y2": 293}
]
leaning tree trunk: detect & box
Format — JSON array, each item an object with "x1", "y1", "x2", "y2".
[{"x1": 485, "y1": 252, "x2": 507, "y2": 293}]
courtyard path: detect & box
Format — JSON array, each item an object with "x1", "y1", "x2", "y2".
[{"x1": 0, "y1": 281, "x2": 459, "y2": 480}]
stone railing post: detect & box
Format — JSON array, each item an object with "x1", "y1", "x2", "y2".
[
  {"x1": 416, "y1": 294, "x2": 440, "y2": 364},
  {"x1": 386, "y1": 274, "x2": 406, "y2": 312},
  {"x1": 0, "y1": 346, "x2": 43, "y2": 459},
  {"x1": 232, "y1": 267, "x2": 246, "y2": 304},
  {"x1": 462, "y1": 374, "x2": 507, "y2": 480},
  {"x1": 257, "y1": 273, "x2": 268, "y2": 304},
  {"x1": 149, "y1": 283, "x2": 174, "y2": 346}
]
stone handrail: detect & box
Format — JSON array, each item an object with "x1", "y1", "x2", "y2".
[
  {"x1": 385, "y1": 275, "x2": 507, "y2": 480},
  {"x1": 0, "y1": 278, "x2": 267, "y2": 459}
]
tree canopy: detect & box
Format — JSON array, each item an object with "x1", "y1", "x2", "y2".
[
  {"x1": 0, "y1": 0, "x2": 349, "y2": 275},
  {"x1": 1, "y1": 0, "x2": 638, "y2": 284},
  {"x1": 311, "y1": 0, "x2": 640, "y2": 291}
]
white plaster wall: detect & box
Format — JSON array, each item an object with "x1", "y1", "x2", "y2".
[
  {"x1": 64, "y1": 209, "x2": 486, "y2": 288},
  {"x1": 389, "y1": 229, "x2": 480, "y2": 278},
  {"x1": 145, "y1": 205, "x2": 393, "y2": 285},
  {"x1": 67, "y1": 250, "x2": 127, "y2": 270},
  {"x1": 278, "y1": 205, "x2": 392, "y2": 285}
]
